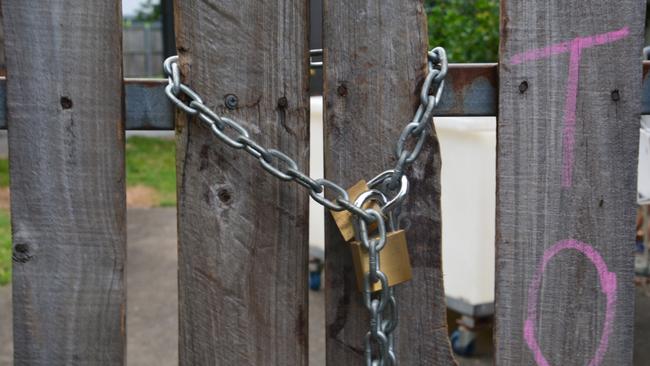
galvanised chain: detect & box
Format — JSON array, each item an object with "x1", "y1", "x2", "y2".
[
  {"x1": 354, "y1": 189, "x2": 397, "y2": 366},
  {"x1": 162, "y1": 47, "x2": 447, "y2": 366}
]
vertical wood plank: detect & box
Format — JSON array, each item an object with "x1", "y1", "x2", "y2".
[
  {"x1": 496, "y1": 1, "x2": 644, "y2": 365},
  {"x1": 173, "y1": 1, "x2": 309, "y2": 364},
  {"x1": 0, "y1": 16, "x2": 5, "y2": 77},
  {"x1": 3, "y1": 0, "x2": 126, "y2": 364},
  {"x1": 323, "y1": 1, "x2": 457, "y2": 364}
]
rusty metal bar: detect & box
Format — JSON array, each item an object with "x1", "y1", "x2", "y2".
[
  {"x1": 0, "y1": 62, "x2": 648, "y2": 130},
  {"x1": 123, "y1": 79, "x2": 175, "y2": 130},
  {"x1": 438, "y1": 63, "x2": 497, "y2": 116},
  {"x1": 0, "y1": 78, "x2": 173, "y2": 130}
]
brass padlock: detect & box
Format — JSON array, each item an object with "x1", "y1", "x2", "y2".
[
  {"x1": 350, "y1": 230, "x2": 412, "y2": 292},
  {"x1": 330, "y1": 180, "x2": 379, "y2": 242}
]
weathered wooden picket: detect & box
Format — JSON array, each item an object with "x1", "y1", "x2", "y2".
[
  {"x1": 496, "y1": 2, "x2": 644, "y2": 366},
  {"x1": 0, "y1": 0, "x2": 644, "y2": 365},
  {"x1": 3, "y1": 1, "x2": 126, "y2": 364}
]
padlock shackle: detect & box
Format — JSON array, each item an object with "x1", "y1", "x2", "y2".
[
  {"x1": 353, "y1": 189, "x2": 388, "y2": 209},
  {"x1": 367, "y1": 170, "x2": 409, "y2": 214}
]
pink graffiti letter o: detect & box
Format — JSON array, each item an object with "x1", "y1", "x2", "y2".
[{"x1": 524, "y1": 239, "x2": 617, "y2": 366}]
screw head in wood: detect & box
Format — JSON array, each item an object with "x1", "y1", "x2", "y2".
[{"x1": 224, "y1": 94, "x2": 238, "y2": 109}]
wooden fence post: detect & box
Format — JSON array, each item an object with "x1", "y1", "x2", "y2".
[
  {"x1": 173, "y1": 1, "x2": 309, "y2": 364},
  {"x1": 496, "y1": 1, "x2": 644, "y2": 365},
  {"x1": 323, "y1": 1, "x2": 457, "y2": 364},
  {"x1": 3, "y1": 0, "x2": 126, "y2": 364}
]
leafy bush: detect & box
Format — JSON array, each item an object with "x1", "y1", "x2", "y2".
[
  {"x1": 426, "y1": 0, "x2": 499, "y2": 63},
  {"x1": 134, "y1": 0, "x2": 161, "y2": 23}
]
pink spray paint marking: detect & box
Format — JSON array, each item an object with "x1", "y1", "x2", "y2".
[
  {"x1": 524, "y1": 240, "x2": 617, "y2": 366},
  {"x1": 509, "y1": 27, "x2": 630, "y2": 188},
  {"x1": 512, "y1": 26, "x2": 627, "y2": 366}
]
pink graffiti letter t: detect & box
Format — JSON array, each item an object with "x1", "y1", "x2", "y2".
[{"x1": 509, "y1": 27, "x2": 630, "y2": 188}]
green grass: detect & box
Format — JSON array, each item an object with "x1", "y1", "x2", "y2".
[
  {"x1": 0, "y1": 159, "x2": 8, "y2": 188},
  {"x1": 126, "y1": 136, "x2": 177, "y2": 207},
  {"x1": 0, "y1": 210, "x2": 10, "y2": 286}
]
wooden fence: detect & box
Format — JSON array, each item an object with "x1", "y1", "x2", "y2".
[
  {"x1": 123, "y1": 21, "x2": 164, "y2": 77},
  {"x1": 0, "y1": 0, "x2": 645, "y2": 365}
]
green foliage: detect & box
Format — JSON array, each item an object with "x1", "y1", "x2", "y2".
[
  {"x1": 0, "y1": 159, "x2": 8, "y2": 187},
  {"x1": 134, "y1": 0, "x2": 162, "y2": 23},
  {"x1": 426, "y1": 0, "x2": 499, "y2": 63},
  {"x1": 0, "y1": 210, "x2": 11, "y2": 286},
  {"x1": 126, "y1": 136, "x2": 177, "y2": 207}
]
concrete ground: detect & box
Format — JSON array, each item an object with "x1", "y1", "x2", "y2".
[
  {"x1": 0, "y1": 283, "x2": 9, "y2": 365},
  {"x1": 1, "y1": 208, "x2": 650, "y2": 365},
  {"x1": 0, "y1": 208, "x2": 326, "y2": 366}
]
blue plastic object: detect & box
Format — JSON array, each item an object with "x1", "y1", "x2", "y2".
[
  {"x1": 309, "y1": 271, "x2": 321, "y2": 291},
  {"x1": 450, "y1": 328, "x2": 476, "y2": 357}
]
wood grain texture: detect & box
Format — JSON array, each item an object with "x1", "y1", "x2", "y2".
[
  {"x1": 496, "y1": 1, "x2": 643, "y2": 365},
  {"x1": 323, "y1": 1, "x2": 457, "y2": 364},
  {"x1": 173, "y1": 1, "x2": 309, "y2": 365},
  {"x1": 3, "y1": 1, "x2": 126, "y2": 364},
  {"x1": 0, "y1": 16, "x2": 5, "y2": 76}
]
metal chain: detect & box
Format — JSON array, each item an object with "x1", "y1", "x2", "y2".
[
  {"x1": 162, "y1": 47, "x2": 447, "y2": 366},
  {"x1": 388, "y1": 47, "x2": 447, "y2": 191},
  {"x1": 310, "y1": 48, "x2": 323, "y2": 69}
]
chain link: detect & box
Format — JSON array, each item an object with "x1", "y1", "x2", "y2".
[
  {"x1": 310, "y1": 49, "x2": 323, "y2": 69},
  {"x1": 388, "y1": 47, "x2": 447, "y2": 191},
  {"x1": 162, "y1": 47, "x2": 447, "y2": 366}
]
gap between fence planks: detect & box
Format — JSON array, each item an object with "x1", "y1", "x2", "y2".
[
  {"x1": 173, "y1": 1, "x2": 310, "y2": 365},
  {"x1": 323, "y1": 1, "x2": 457, "y2": 364},
  {"x1": 496, "y1": 1, "x2": 644, "y2": 365},
  {"x1": 2, "y1": 0, "x2": 126, "y2": 364}
]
